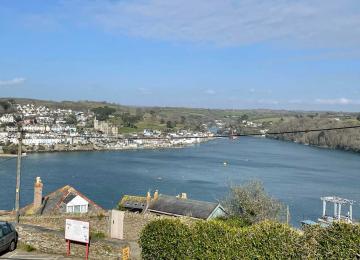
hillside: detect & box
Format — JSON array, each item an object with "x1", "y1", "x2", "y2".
[{"x1": 269, "y1": 115, "x2": 360, "y2": 152}]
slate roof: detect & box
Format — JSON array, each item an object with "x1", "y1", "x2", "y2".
[
  {"x1": 119, "y1": 195, "x2": 147, "y2": 210},
  {"x1": 148, "y1": 195, "x2": 223, "y2": 220},
  {"x1": 21, "y1": 185, "x2": 104, "y2": 215},
  {"x1": 62, "y1": 193, "x2": 77, "y2": 205}
]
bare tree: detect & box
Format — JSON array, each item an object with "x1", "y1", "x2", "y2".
[{"x1": 223, "y1": 180, "x2": 285, "y2": 223}]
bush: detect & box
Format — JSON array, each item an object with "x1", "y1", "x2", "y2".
[
  {"x1": 301, "y1": 222, "x2": 360, "y2": 259},
  {"x1": 243, "y1": 221, "x2": 301, "y2": 259},
  {"x1": 190, "y1": 221, "x2": 243, "y2": 259},
  {"x1": 90, "y1": 230, "x2": 106, "y2": 239},
  {"x1": 215, "y1": 216, "x2": 251, "y2": 228},
  {"x1": 19, "y1": 242, "x2": 36, "y2": 252},
  {"x1": 140, "y1": 219, "x2": 360, "y2": 260},
  {"x1": 140, "y1": 219, "x2": 301, "y2": 260},
  {"x1": 139, "y1": 219, "x2": 191, "y2": 260}
]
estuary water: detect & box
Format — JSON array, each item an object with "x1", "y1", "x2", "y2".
[{"x1": 0, "y1": 137, "x2": 359, "y2": 226}]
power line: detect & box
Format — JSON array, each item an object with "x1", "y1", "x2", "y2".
[{"x1": 16, "y1": 124, "x2": 360, "y2": 141}]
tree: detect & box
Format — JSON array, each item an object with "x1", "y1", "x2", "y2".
[
  {"x1": 65, "y1": 114, "x2": 77, "y2": 125},
  {"x1": 91, "y1": 106, "x2": 116, "y2": 121},
  {"x1": 240, "y1": 114, "x2": 249, "y2": 121},
  {"x1": 357, "y1": 114, "x2": 360, "y2": 121},
  {"x1": 0, "y1": 100, "x2": 13, "y2": 114},
  {"x1": 166, "y1": 120, "x2": 174, "y2": 128},
  {"x1": 180, "y1": 116, "x2": 186, "y2": 124},
  {"x1": 223, "y1": 180, "x2": 285, "y2": 223}
]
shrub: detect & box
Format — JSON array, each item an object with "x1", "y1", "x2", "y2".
[
  {"x1": 190, "y1": 221, "x2": 243, "y2": 260},
  {"x1": 140, "y1": 219, "x2": 360, "y2": 260},
  {"x1": 139, "y1": 219, "x2": 191, "y2": 260},
  {"x1": 90, "y1": 230, "x2": 106, "y2": 239},
  {"x1": 215, "y1": 216, "x2": 251, "y2": 228},
  {"x1": 301, "y1": 222, "x2": 360, "y2": 259},
  {"x1": 19, "y1": 242, "x2": 36, "y2": 252},
  {"x1": 242, "y1": 221, "x2": 301, "y2": 259}
]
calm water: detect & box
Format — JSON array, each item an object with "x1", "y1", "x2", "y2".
[{"x1": 1, "y1": 137, "x2": 359, "y2": 226}]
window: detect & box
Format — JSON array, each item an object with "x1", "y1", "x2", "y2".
[
  {"x1": 2, "y1": 225, "x2": 11, "y2": 236},
  {"x1": 80, "y1": 205, "x2": 88, "y2": 213},
  {"x1": 67, "y1": 205, "x2": 74, "y2": 213},
  {"x1": 74, "y1": 205, "x2": 81, "y2": 213}
]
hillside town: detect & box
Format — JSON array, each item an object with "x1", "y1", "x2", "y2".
[{"x1": 0, "y1": 103, "x2": 215, "y2": 153}]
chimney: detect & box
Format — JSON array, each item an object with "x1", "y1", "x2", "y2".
[
  {"x1": 154, "y1": 190, "x2": 159, "y2": 201},
  {"x1": 33, "y1": 177, "x2": 43, "y2": 208}
]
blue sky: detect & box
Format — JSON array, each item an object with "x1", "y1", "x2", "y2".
[{"x1": 0, "y1": 0, "x2": 360, "y2": 111}]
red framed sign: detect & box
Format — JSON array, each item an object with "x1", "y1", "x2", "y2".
[{"x1": 65, "y1": 219, "x2": 90, "y2": 259}]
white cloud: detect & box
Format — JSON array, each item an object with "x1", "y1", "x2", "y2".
[
  {"x1": 288, "y1": 99, "x2": 304, "y2": 104},
  {"x1": 205, "y1": 89, "x2": 216, "y2": 95},
  {"x1": 77, "y1": 0, "x2": 360, "y2": 48},
  {"x1": 315, "y1": 98, "x2": 360, "y2": 105},
  {"x1": 0, "y1": 77, "x2": 26, "y2": 86},
  {"x1": 137, "y1": 87, "x2": 152, "y2": 95}
]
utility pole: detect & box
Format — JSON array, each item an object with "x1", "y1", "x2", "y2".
[{"x1": 15, "y1": 128, "x2": 23, "y2": 223}]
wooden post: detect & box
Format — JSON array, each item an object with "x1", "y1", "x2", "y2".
[
  {"x1": 67, "y1": 240, "x2": 71, "y2": 256},
  {"x1": 85, "y1": 243, "x2": 89, "y2": 260}
]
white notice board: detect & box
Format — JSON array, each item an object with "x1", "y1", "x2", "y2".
[{"x1": 65, "y1": 219, "x2": 90, "y2": 243}]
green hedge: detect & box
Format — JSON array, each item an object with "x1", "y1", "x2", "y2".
[
  {"x1": 139, "y1": 219, "x2": 360, "y2": 260},
  {"x1": 139, "y1": 219, "x2": 192, "y2": 260},
  {"x1": 301, "y1": 222, "x2": 360, "y2": 259}
]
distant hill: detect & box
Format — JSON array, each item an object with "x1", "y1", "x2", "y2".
[{"x1": 1, "y1": 97, "x2": 358, "y2": 135}]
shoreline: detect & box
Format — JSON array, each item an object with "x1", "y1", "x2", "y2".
[
  {"x1": 0, "y1": 138, "x2": 213, "y2": 156},
  {"x1": 267, "y1": 136, "x2": 360, "y2": 154}
]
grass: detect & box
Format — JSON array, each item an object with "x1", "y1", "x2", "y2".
[
  {"x1": 90, "y1": 230, "x2": 106, "y2": 239},
  {"x1": 18, "y1": 242, "x2": 37, "y2": 252}
]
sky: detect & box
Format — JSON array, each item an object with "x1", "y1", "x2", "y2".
[{"x1": 0, "y1": 0, "x2": 360, "y2": 111}]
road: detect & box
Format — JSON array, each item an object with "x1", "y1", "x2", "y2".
[{"x1": 0, "y1": 249, "x2": 81, "y2": 259}]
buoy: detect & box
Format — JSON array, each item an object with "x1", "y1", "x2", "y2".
[{"x1": 223, "y1": 161, "x2": 228, "y2": 166}]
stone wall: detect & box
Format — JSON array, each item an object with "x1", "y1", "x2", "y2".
[
  {"x1": 16, "y1": 224, "x2": 127, "y2": 259},
  {"x1": 0, "y1": 211, "x2": 190, "y2": 259},
  {"x1": 0, "y1": 212, "x2": 161, "y2": 259}
]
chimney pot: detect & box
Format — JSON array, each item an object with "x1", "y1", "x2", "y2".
[
  {"x1": 154, "y1": 190, "x2": 159, "y2": 200},
  {"x1": 181, "y1": 193, "x2": 187, "y2": 199},
  {"x1": 146, "y1": 191, "x2": 151, "y2": 203}
]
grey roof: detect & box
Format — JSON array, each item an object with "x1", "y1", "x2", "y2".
[{"x1": 148, "y1": 195, "x2": 222, "y2": 220}]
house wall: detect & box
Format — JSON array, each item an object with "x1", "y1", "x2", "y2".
[{"x1": 208, "y1": 207, "x2": 227, "y2": 220}]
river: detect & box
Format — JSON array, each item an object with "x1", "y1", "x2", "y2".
[{"x1": 1, "y1": 137, "x2": 359, "y2": 226}]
